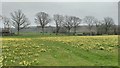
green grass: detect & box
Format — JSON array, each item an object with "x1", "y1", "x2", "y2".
[
  {"x1": 3, "y1": 32, "x2": 65, "y2": 38},
  {"x1": 1, "y1": 33, "x2": 119, "y2": 66}
]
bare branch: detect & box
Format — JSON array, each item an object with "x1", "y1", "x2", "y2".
[
  {"x1": 35, "y1": 12, "x2": 51, "y2": 34},
  {"x1": 11, "y1": 9, "x2": 30, "y2": 35},
  {"x1": 54, "y1": 14, "x2": 64, "y2": 35}
]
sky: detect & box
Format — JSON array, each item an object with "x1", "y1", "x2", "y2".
[
  {"x1": 1, "y1": 0, "x2": 119, "y2": 2},
  {"x1": 0, "y1": 1, "x2": 118, "y2": 27}
]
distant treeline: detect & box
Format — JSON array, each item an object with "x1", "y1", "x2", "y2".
[{"x1": 1, "y1": 9, "x2": 118, "y2": 36}]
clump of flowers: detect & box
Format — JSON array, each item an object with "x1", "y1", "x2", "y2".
[
  {"x1": 40, "y1": 49, "x2": 47, "y2": 52},
  {"x1": 19, "y1": 60, "x2": 31, "y2": 66},
  {"x1": 99, "y1": 46, "x2": 105, "y2": 50}
]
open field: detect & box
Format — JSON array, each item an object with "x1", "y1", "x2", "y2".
[{"x1": 1, "y1": 34, "x2": 119, "y2": 66}]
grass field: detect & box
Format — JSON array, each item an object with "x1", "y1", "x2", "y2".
[{"x1": 1, "y1": 34, "x2": 119, "y2": 66}]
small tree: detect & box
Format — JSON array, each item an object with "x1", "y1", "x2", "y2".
[
  {"x1": 94, "y1": 20, "x2": 103, "y2": 35},
  {"x1": 83, "y1": 16, "x2": 97, "y2": 35},
  {"x1": 53, "y1": 14, "x2": 64, "y2": 35},
  {"x1": 2, "y1": 16, "x2": 13, "y2": 35},
  {"x1": 11, "y1": 10, "x2": 30, "y2": 35},
  {"x1": 35, "y1": 12, "x2": 51, "y2": 34},
  {"x1": 3, "y1": 17, "x2": 11, "y2": 29}
]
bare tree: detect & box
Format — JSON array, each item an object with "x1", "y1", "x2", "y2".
[
  {"x1": 83, "y1": 16, "x2": 97, "y2": 35},
  {"x1": 63, "y1": 16, "x2": 73, "y2": 34},
  {"x1": 53, "y1": 14, "x2": 64, "y2": 35},
  {"x1": 11, "y1": 10, "x2": 30, "y2": 35},
  {"x1": 103, "y1": 17, "x2": 115, "y2": 34},
  {"x1": 3, "y1": 17, "x2": 10, "y2": 28},
  {"x1": 3, "y1": 17, "x2": 11, "y2": 29},
  {"x1": 72, "y1": 16, "x2": 82, "y2": 35},
  {"x1": 35, "y1": 12, "x2": 51, "y2": 34},
  {"x1": 93, "y1": 19, "x2": 103, "y2": 35}
]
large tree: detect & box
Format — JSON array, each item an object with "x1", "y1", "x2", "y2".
[
  {"x1": 53, "y1": 14, "x2": 64, "y2": 35},
  {"x1": 103, "y1": 17, "x2": 115, "y2": 34},
  {"x1": 35, "y1": 12, "x2": 51, "y2": 34},
  {"x1": 83, "y1": 16, "x2": 97, "y2": 35},
  {"x1": 63, "y1": 16, "x2": 73, "y2": 34},
  {"x1": 11, "y1": 10, "x2": 30, "y2": 35},
  {"x1": 72, "y1": 16, "x2": 81, "y2": 35}
]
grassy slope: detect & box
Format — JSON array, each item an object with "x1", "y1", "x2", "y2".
[{"x1": 1, "y1": 33, "x2": 119, "y2": 66}]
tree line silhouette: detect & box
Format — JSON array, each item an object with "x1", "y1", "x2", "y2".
[{"x1": 2, "y1": 10, "x2": 118, "y2": 36}]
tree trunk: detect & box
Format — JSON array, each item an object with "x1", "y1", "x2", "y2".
[
  {"x1": 73, "y1": 27, "x2": 76, "y2": 35},
  {"x1": 89, "y1": 28, "x2": 92, "y2": 36},
  {"x1": 17, "y1": 30, "x2": 19, "y2": 35},
  {"x1": 56, "y1": 28, "x2": 59, "y2": 35},
  {"x1": 17, "y1": 27, "x2": 20, "y2": 35},
  {"x1": 42, "y1": 27, "x2": 44, "y2": 35},
  {"x1": 96, "y1": 28, "x2": 99, "y2": 35},
  {"x1": 68, "y1": 28, "x2": 71, "y2": 35},
  {"x1": 105, "y1": 27, "x2": 108, "y2": 34}
]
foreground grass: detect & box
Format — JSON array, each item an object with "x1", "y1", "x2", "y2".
[{"x1": 1, "y1": 35, "x2": 119, "y2": 66}]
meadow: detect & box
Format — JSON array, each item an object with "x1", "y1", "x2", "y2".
[{"x1": 0, "y1": 33, "x2": 119, "y2": 66}]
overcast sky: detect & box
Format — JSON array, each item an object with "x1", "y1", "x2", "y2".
[
  {"x1": 0, "y1": 2, "x2": 118, "y2": 27},
  {"x1": 1, "y1": 0, "x2": 119, "y2": 2}
]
